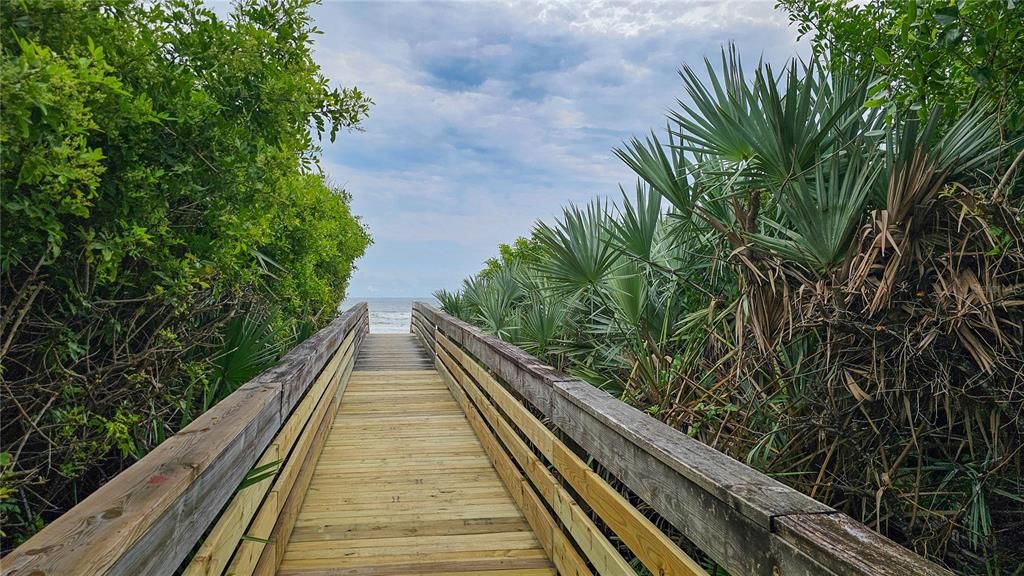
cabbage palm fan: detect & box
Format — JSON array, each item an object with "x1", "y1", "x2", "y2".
[
  {"x1": 459, "y1": 274, "x2": 488, "y2": 318},
  {"x1": 746, "y1": 148, "x2": 883, "y2": 274},
  {"x1": 622, "y1": 49, "x2": 887, "y2": 277},
  {"x1": 517, "y1": 292, "x2": 571, "y2": 359},
  {"x1": 441, "y1": 41, "x2": 1023, "y2": 570},
  {"x1": 747, "y1": 59, "x2": 872, "y2": 186},
  {"x1": 671, "y1": 45, "x2": 759, "y2": 164},
  {"x1": 606, "y1": 259, "x2": 648, "y2": 330},
  {"x1": 673, "y1": 47, "x2": 870, "y2": 189},
  {"x1": 656, "y1": 209, "x2": 732, "y2": 292},
  {"x1": 615, "y1": 131, "x2": 696, "y2": 215},
  {"x1": 475, "y1": 288, "x2": 517, "y2": 339},
  {"x1": 471, "y1": 267, "x2": 522, "y2": 339},
  {"x1": 209, "y1": 313, "x2": 291, "y2": 410},
  {"x1": 608, "y1": 182, "x2": 663, "y2": 263},
  {"x1": 618, "y1": 135, "x2": 754, "y2": 254},
  {"x1": 533, "y1": 200, "x2": 618, "y2": 297},
  {"x1": 433, "y1": 289, "x2": 468, "y2": 320}
]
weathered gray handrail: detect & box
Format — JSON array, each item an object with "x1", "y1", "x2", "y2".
[
  {"x1": 412, "y1": 301, "x2": 951, "y2": 576},
  {"x1": 2, "y1": 303, "x2": 369, "y2": 576}
]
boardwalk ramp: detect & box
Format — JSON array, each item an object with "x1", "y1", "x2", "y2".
[
  {"x1": 279, "y1": 334, "x2": 551, "y2": 575},
  {"x1": 2, "y1": 302, "x2": 952, "y2": 576}
]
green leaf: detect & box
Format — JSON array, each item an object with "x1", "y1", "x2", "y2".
[
  {"x1": 237, "y1": 459, "x2": 282, "y2": 491},
  {"x1": 942, "y1": 26, "x2": 962, "y2": 47},
  {"x1": 933, "y1": 5, "x2": 959, "y2": 25},
  {"x1": 872, "y1": 47, "x2": 892, "y2": 66},
  {"x1": 969, "y1": 66, "x2": 992, "y2": 86},
  {"x1": 867, "y1": 77, "x2": 889, "y2": 97}
]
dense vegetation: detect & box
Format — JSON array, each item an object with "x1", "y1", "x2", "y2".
[
  {"x1": 437, "y1": 2, "x2": 1023, "y2": 573},
  {"x1": 0, "y1": 0, "x2": 371, "y2": 550}
]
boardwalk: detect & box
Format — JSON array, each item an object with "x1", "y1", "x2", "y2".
[
  {"x1": 279, "y1": 334, "x2": 554, "y2": 575},
  {"x1": 2, "y1": 303, "x2": 952, "y2": 576}
]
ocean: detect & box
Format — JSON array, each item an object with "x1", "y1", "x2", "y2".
[{"x1": 340, "y1": 297, "x2": 438, "y2": 334}]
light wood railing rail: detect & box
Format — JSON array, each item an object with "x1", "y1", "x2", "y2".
[
  {"x1": 412, "y1": 301, "x2": 952, "y2": 576},
  {"x1": 2, "y1": 303, "x2": 369, "y2": 576}
]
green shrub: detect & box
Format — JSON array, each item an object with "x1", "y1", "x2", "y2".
[{"x1": 0, "y1": 0, "x2": 371, "y2": 548}]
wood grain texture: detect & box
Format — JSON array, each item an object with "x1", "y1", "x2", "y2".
[
  {"x1": 10, "y1": 299, "x2": 949, "y2": 576},
  {"x1": 438, "y1": 332, "x2": 701, "y2": 576},
  {"x1": 184, "y1": 331, "x2": 358, "y2": 576},
  {"x1": 435, "y1": 356, "x2": 590, "y2": 576},
  {"x1": 355, "y1": 333, "x2": 434, "y2": 371},
  {"x1": 438, "y1": 341, "x2": 630, "y2": 576},
  {"x1": 236, "y1": 332, "x2": 357, "y2": 576},
  {"x1": 1, "y1": 304, "x2": 368, "y2": 576},
  {"x1": 277, "y1": 335, "x2": 554, "y2": 576},
  {"x1": 416, "y1": 301, "x2": 955, "y2": 576}
]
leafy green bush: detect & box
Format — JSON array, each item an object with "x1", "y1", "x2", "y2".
[
  {"x1": 0, "y1": 0, "x2": 371, "y2": 549},
  {"x1": 780, "y1": 0, "x2": 1024, "y2": 136}
]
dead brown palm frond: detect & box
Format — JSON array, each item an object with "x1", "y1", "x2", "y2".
[{"x1": 743, "y1": 274, "x2": 791, "y2": 353}]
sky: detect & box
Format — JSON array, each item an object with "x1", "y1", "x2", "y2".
[{"x1": 307, "y1": 0, "x2": 806, "y2": 297}]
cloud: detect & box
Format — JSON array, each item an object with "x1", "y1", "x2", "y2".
[
  {"x1": 530, "y1": 0, "x2": 790, "y2": 35},
  {"x1": 311, "y1": 0, "x2": 804, "y2": 296}
]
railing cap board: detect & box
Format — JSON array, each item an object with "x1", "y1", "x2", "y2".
[
  {"x1": 2, "y1": 303, "x2": 368, "y2": 576},
  {"x1": 775, "y1": 512, "x2": 945, "y2": 576},
  {"x1": 551, "y1": 379, "x2": 832, "y2": 525},
  {"x1": 413, "y1": 303, "x2": 953, "y2": 576}
]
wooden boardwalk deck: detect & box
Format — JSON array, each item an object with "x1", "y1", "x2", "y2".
[
  {"x1": 4, "y1": 304, "x2": 952, "y2": 576},
  {"x1": 278, "y1": 334, "x2": 554, "y2": 575}
]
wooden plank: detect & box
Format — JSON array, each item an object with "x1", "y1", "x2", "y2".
[
  {"x1": 421, "y1": 302, "x2": 954, "y2": 576},
  {"x1": 278, "y1": 549, "x2": 551, "y2": 573},
  {"x1": 183, "y1": 330, "x2": 357, "y2": 576},
  {"x1": 249, "y1": 341, "x2": 355, "y2": 576},
  {"x1": 438, "y1": 340, "x2": 640, "y2": 576},
  {"x1": 253, "y1": 392, "x2": 337, "y2": 575},
  {"x1": 436, "y1": 306, "x2": 829, "y2": 525},
  {"x1": 278, "y1": 349, "x2": 554, "y2": 575},
  {"x1": 297, "y1": 496, "x2": 515, "y2": 513},
  {"x1": 221, "y1": 490, "x2": 279, "y2": 575},
  {"x1": 431, "y1": 312, "x2": 561, "y2": 415},
  {"x1": 293, "y1": 505, "x2": 525, "y2": 524},
  {"x1": 1, "y1": 304, "x2": 368, "y2": 576},
  {"x1": 774, "y1": 513, "x2": 950, "y2": 576},
  {"x1": 288, "y1": 517, "x2": 532, "y2": 542},
  {"x1": 356, "y1": 336, "x2": 432, "y2": 366},
  {"x1": 552, "y1": 442, "x2": 706, "y2": 576},
  {"x1": 307, "y1": 469, "x2": 502, "y2": 486},
  {"x1": 435, "y1": 358, "x2": 591, "y2": 576},
  {"x1": 414, "y1": 317, "x2": 437, "y2": 359},
  {"x1": 410, "y1": 314, "x2": 436, "y2": 353},
  {"x1": 284, "y1": 531, "x2": 542, "y2": 558},
  {"x1": 225, "y1": 329, "x2": 355, "y2": 575},
  {"x1": 437, "y1": 333, "x2": 555, "y2": 458},
  {"x1": 550, "y1": 383, "x2": 802, "y2": 574},
  {"x1": 180, "y1": 444, "x2": 280, "y2": 576}
]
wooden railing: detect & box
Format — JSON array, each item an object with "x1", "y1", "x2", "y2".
[
  {"x1": 2, "y1": 303, "x2": 369, "y2": 576},
  {"x1": 412, "y1": 302, "x2": 952, "y2": 576}
]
